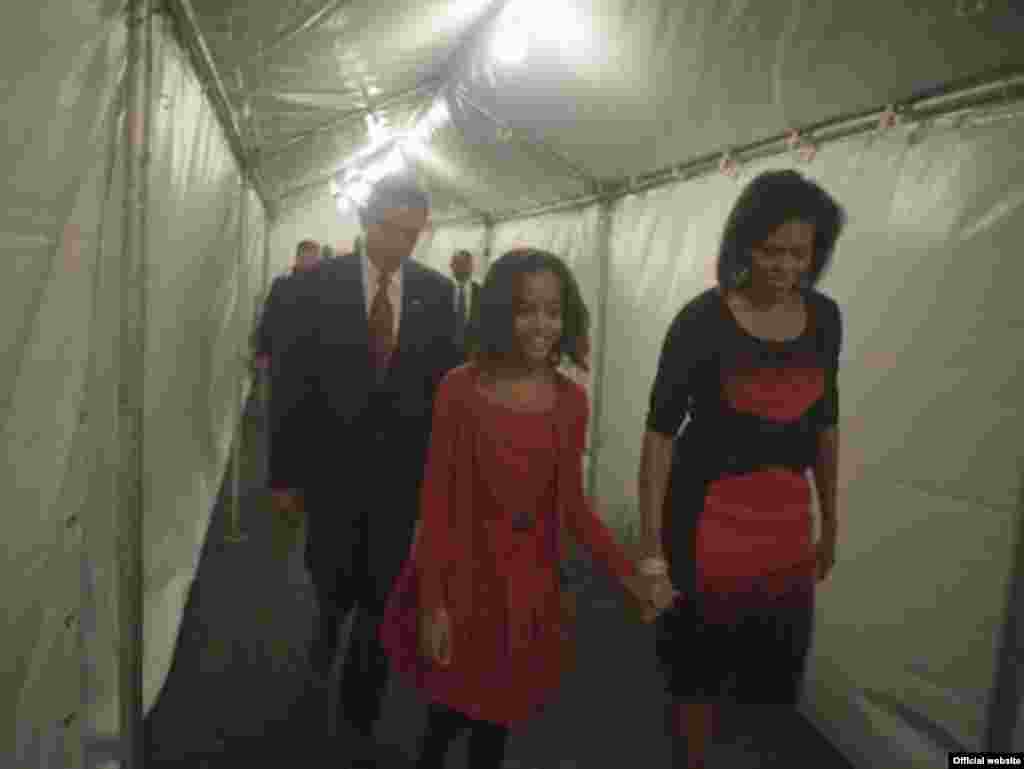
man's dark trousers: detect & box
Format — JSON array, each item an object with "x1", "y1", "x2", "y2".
[{"x1": 305, "y1": 385, "x2": 421, "y2": 740}]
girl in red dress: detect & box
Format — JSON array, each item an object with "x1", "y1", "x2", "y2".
[{"x1": 379, "y1": 248, "x2": 677, "y2": 768}]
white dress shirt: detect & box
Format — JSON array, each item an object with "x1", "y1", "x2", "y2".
[{"x1": 360, "y1": 242, "x2": 403, "y2": 340}]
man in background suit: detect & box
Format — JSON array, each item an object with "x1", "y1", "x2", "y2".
[
  {"x1": 254, "y1": 239, "x2": 322, "y2": 371},
  {"x1": 268, "y1": 174, "x2": 460, "y2": 768},
  {"x1": 450, "y1": 248, "x2": 482, "y2": 362},
  {"x1": 252, "y1": 239, "x2": 322, "y2": 417}
]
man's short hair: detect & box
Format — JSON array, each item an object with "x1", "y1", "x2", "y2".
[
  {"x1": 296, "y1": 239, "x2": 319, "y2": 256},
  {"x1": 358, "y1": 173, "x2": 430, "y2": 228},
  {"x1": 453, "y1": 249, "x2": 473, "y2": 260}
]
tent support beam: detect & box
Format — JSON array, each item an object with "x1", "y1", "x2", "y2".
[
  {"x1": 585, "y1": 195, "x2": 614, "y2": 504},
  {"x1": 451, "y1": 83, "x2": 600, "y2": 192},
  {"x1": 432, "y1": 67, "x2": 1024, "y2": 228},
  {"x1": 244, "y1": 0, "x2": 352, "y2": 65},
  {"x1": 163, "y1": 0, "x2": 271, "y2": 214},
  {"x1": 225, "y1": 176, "x2": 250, "y2": 546},
  {"x1": 259, "y1": 77, "x2": 446, "y2": 161},
  {"x1": 119, "y1": 0, "x2": 153, "y2": 766}
]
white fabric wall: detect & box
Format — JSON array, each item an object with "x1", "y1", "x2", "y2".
[
  {"x1": 452, "y1": 103, "x2": 1023, "y2": 768},
  {"x1": 269, "y1": 186, "x2": 362, "y2": 274},
  {"x1": 413, "y1": 221, "x2": 488, "y2": 277},
  {"x1": 2, "y1": 3, "x2": 126, "y2": 766},
  {"x1": 1, "y1": 8, "x2": 270, "y2": 768}
]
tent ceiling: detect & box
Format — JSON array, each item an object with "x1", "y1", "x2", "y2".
[{"x1": 187, "y1": 0, "x2": 1024, "y2": 221}]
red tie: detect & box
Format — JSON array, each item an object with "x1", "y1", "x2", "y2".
[{"x1": 369, "y1": 270, "x2": 395, "y2": 373}]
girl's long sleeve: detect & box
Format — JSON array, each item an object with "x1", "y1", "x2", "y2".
[
  {"x1": 565, "y1": 388, "x2": 637, "y2": 584},
  {"x1": 416, "y1": 374, "x2": 458, "y2": 613}
]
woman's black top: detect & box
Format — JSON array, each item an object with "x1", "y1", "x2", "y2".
[{"x1": 645, "y1": 286, "x2": 842, "y2": 591}]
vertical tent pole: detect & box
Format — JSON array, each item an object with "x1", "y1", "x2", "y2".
[
  {"x1": 118, "y1": 0, "x2": 152, "y2": 765},
  {"x1": 984, "y1": 468, "x2": 1024, "y2": 751},
  {"x1": 481, "y1": 215, "x2": 495, "y2": 276},
  {"x1": 225, "y1": 176, "x2": 248, "y2": 544},
  {"x1": 585, "y1": 197, "x2": 613, "y2": 505},
  {"x1": 259, "y1": 206, "x2": 272, "y2": 409}
]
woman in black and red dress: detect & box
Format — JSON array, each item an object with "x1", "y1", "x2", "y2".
[{"x1": 636, "y1": 170, "x2": 846, "y2": 768}]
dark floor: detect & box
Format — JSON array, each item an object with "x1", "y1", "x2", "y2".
[{"x1": 142, "y1": 390, "x2": 856, "y2": 768}]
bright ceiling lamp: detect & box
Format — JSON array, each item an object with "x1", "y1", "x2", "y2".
[
  {"x1": 346, "y1": 179, "x2": 373, "y2": 206},
  {"x1": 363, "y1": 147, "x2": 406, "y2": 182},
  {"x1": 493, "y1": 0, "x2": 585, "y2": 65}
]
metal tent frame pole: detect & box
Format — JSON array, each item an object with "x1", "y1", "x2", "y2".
[
  {"x1": 225, "y1": 176, "x2": 249, "y2": 545},
  {"x1": 585, "y1": 197, "x2": 613, "y2": 504},
  {"x1": 118, "y1": 0, "x2": 153, "y2": 765},
  {"x1": 431, "y1": 67, "x2": 1024, "y2": 230},
  {"x1": 984, "y1": 470, "x2": 1024, "y2": 752},
  {"x1": 163, "y1": 0, "x2": 268, "y2": 212}
]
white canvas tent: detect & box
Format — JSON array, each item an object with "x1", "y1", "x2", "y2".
[{"x1": 3, "y1": 0, "x2": 1023, "y2": 766}]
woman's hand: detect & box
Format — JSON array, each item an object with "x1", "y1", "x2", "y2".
[{"x1": 419, "y1": 607, "x2": 452, "y2": 667}]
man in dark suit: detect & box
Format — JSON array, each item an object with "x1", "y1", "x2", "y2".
[
  {"x1": 450, "y1": 248, "x2": 482, "y2": 362},
  {"x1": 268, "y1": 174, "x2": 460, "y2": 768},
  {"x1": 253, "y1": 238, "x2": 322, "y2": 376}
]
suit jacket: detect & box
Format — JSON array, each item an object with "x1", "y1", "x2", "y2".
[
  {"x1": 268, "y1": 252, "x2": 461, "y2": 571},
  {"x1": 253, "y1": 273, "x2": 301, "y2": 362},
  {"x1": 455, "y1": 279, "x2": 483, "y2": 360}
]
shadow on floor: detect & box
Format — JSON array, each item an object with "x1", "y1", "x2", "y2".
[{"x1": 143, "y1": 392, "x2": 855, "y2": 768}]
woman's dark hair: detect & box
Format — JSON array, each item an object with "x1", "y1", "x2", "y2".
[
  {"x1": 716, "y1": 170, "x2": 846, "y2": 290},
  {"x1": 357, "y1": 172, "x2": 431, "y2": 228},
  {"x1": 471, "y1": 248, "x2": 590, "y2": 372}
]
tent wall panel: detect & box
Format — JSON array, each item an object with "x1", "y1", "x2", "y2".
[
  {"x1": 0, "y1": 3, "x2": 128, "y2": 766},
  {"x1": 3, "y1": 8, "x2": 269, "y2": 767},
  {"x1": 412, "y1": 221, "x2": 488, "y2": 276},
  {"x1": 269, "y1": 187, "x2": 362, "y2": 272}
]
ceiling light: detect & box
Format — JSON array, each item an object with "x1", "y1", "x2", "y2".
[
  {"x1": 493, "y1": 0, "x2": 586, "y2": 65},
  {"x1": 347, "y1": 180, "x2": 373, "y2": 205}
]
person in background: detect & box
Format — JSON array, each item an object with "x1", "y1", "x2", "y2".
[
  {"x1": 449, "y1": 248, "x2": 482, "y2": 362},
  {"x1": 639, "y1": 169, "x2": 845, "y2": 768},
  {"x1": 379, "y1": 248, "x2": 677, "y2": 769},
  {"x1": 267, "y1": 173, "x2": 461, "y2": 769},
  {"x1": 252, "y1": 239, "x2": 322, "y2": 407}
]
